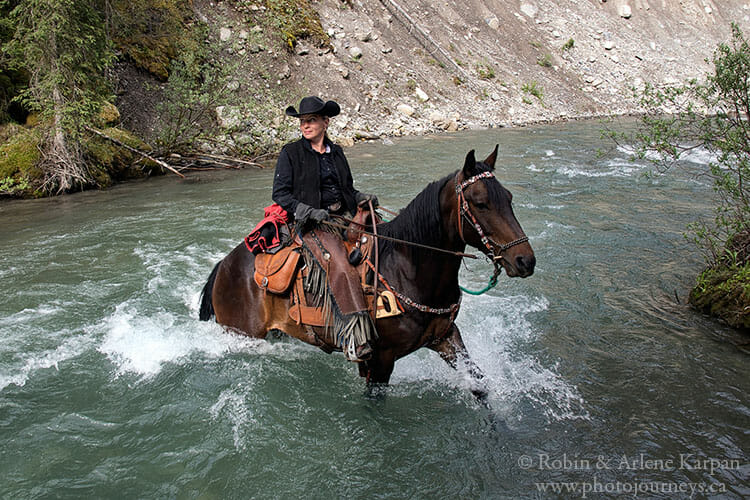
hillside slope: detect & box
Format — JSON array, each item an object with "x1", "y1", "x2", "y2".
[
  {"x1": 115, "y1": 0, "x2": 750, "y2": 147},
  {"x1": 258, "y1": 0, "x2": 750, "y2": 140}
]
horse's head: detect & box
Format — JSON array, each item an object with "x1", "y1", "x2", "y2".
[{"x1": 453, "y1": 145, "x2": 535, "y2": 278}]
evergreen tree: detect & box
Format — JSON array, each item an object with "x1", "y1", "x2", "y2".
[{"x1": 2, "y1": 0, "x2": 113, "y2": 194}]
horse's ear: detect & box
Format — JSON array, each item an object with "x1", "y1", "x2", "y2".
[
  {"x1": 482, "y1": 144, "x2": 499, "y2": 171},
  {"x1": 463, "y1": 150, "x2": 477, "y2": 176}
]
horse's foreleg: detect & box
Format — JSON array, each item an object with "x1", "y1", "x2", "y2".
[
  {"x1": 362, "y1": 349, "x2": 396, "y2": 397},
  {"x1": 429, "y1": 324, "x2": 489, "y2": 405}
]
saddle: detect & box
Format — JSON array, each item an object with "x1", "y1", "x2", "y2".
[{"x1": 252, "y1": 206, "x2": 403, "y2": 327}]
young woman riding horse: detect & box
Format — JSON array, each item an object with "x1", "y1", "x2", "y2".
[{"x1": 199, "y1": 141, "x2": 535, "y2": 403}]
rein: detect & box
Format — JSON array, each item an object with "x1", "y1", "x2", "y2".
[{"x1": 322, "y1": 218, "x2": 478, "y2": 259}]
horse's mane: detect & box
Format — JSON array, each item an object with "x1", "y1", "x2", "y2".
[
  {"x1": 378, "y1": 171, "x2": 456, "y2": 256},
  {"x1": 377, "y1": 160, "x2": 502, "y2": 258}
]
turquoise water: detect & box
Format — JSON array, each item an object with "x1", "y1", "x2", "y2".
[{"x1": 0, "y1": 122, "x2": 747, "y2": 498}]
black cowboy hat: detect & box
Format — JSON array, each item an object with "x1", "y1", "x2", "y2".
[{"x1": 285, "y1": 96, "x2": 340, "y2": 118}]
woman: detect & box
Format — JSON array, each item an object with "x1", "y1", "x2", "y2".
[{"x1": 272, "y1": 96, "x2": 378, "y2": 361}]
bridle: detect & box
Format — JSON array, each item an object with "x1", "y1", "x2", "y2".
[{"x1": 454, "y1": 170, "x2": 529, "y2": 266}]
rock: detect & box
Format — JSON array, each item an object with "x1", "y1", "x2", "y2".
[
  {"x1": 487, "y1": 17, "x2": 500, "y2": 30},
  {"x1": 339, "y1": 66, "x2": 350, "y2": 79},
  {"x1": 97, "y1": 102, "x2": 120, "y2": 125},
  {"x1": 618, "y1": 4, "x2": 632, "y2": 19},
  {"x1": 296, "y1": 43, "x2": 310, "y2": 56},
  {"x1": 239, "y1": 30, "x2": 248, "y2": 40},
  {"x1": 357, "y1": 31, "x2": 373, "y2": 42},
  {"x1": 349, "y1": 46, "x2": 363, "y2": 59},
  {"x1": 415, "y1": 87, "x2": 429, "y2": 102},
  {"x1": 215, "y1": 106, "x2": 243, "y2": 129},
  {"x1": 382, "y1": 47, "x2": 393, "y2": 54},
  {"x1": 353, "y1": 130, "x2": 381, "y2": 140},
  {"x1": 520, "y1": 3, "x2": 538, "y2": 18},
  {"x1": 429, "y1": 111, "x2": 444, "y2": 123},
  {"x1": 338, "y1": 136, "x2": 355, "y2": 147},
  {"x1": 603, "y1": 40, "x2": 615, "y2": 50},
  {"x1": 705, "y1": 6, "x2": 712, "y2": 15},
  {"x1": 397, "y1": 104, "x2": 415, "y2": 117},
  {"x1": 278, "y1": 64, "x2": 291, "y2": 80},
  {"x1": 220, "y1": 27, "x2": 232, "y2": 42},
  {"x1": 227, "y1": 80, "x2": 240, "y2": 91}
]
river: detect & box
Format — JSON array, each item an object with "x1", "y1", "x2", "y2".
[{"x1": 0, "y1": 121, "x2": 747, "y2": 498}]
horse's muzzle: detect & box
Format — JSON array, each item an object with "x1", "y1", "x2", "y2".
[{"x1": 505, "y1": 253, "x2": 535, "y2": 278}]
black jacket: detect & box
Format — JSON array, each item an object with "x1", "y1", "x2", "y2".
[{"x1": 272, "y1": 137, "x2": 360, "y2": 218}]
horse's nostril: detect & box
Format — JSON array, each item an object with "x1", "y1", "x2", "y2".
[{"x1": 516, "y1": 255, "x2": 536, "y2": 273}]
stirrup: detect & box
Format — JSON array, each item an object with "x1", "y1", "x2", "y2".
[
  {"x1": 345, "y1": 341, "x2": 373, "y2": 362},
  {"x1": 346, "y1": 341, "x2": 359, "y2": 361}
]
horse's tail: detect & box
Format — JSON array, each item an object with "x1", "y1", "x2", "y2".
[{"x1": 199, "y1": 261, "x2": 221, "y2": 321}]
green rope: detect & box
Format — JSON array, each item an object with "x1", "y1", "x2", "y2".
[{"x1": 460, "y1": 275, "x2": 499, "y2": 295}]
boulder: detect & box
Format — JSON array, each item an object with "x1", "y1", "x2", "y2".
[
  {"x1": 397, "y1": 104, "x2": 415, "y2": 117},
  {"x1": 415, "y1": 88, "x2": 429, "y2": 102},
  {"x1": 220, "y1": 27, "x2": 232, "y2": 42},
  {"x1": 520, "y1": 3, "x2": 538, "y2": 18}
]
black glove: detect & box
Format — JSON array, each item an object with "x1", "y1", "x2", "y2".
[
  {"x1": 310, "y1": 208, "x2": 329, "y2": 223},
  {"x1": 294, "y1": 203, "x2": 328, "y2": 234},
  {"x1": 355, "y1": 192, "x2": 379, "y2": 207}
]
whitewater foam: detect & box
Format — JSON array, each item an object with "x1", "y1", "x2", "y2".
[{"x1": 390, "y1": 293, "x2": 589, "y2": 422}]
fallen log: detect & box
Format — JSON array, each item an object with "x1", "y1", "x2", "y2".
[{"x1": 84, "y1": 126, "x2": 185, "y2": 178}]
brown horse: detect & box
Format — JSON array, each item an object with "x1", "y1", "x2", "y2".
[{"x1": 199, "y1": 145, "x2": 535, "y2": 402}]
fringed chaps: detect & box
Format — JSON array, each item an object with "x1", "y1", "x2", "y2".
[{"x1": 301, "y1": 229, "x2": 377, "y2": 351}]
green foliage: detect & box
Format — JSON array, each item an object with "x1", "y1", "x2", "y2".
[
  {"x1": 153, "y1": 21, "x2": 294, "y2": 157},
  {"x1": 1, "y1": 0, "x2": 114, "y2": 193},
  {"x1": 537, "y1": 53, "x2": 553, "y2": 68},
  {"x1": 475, "y1": 62, "x2": 495, "y2": 80},
  {"x1": 620, "y1": 23, "x2": 750, "y2": 267},
  {"x1": 262, "y1": 0, "x2": 329, "y2": 51},
  {"x1": 0, "y1": 123, "x2": 40, "y2": 196},
  {"x1": 109, "y1": 0, "x2": 192, "y2": 80},
  {"x1": 521, "y1": 81, "x2": 544, "y2": 105},
  {"x1": 690, "y1": 261, "x2": 750, "y2": 330},
  {"x1": 0, "y1": 175, "x2": 29, "y2": 195},
  {"x1": 153, "y1": 23, "x2": 236, "y2": 153},
  {"x1": 562, "y1": 38, "x2": 575, "y2": 51}
]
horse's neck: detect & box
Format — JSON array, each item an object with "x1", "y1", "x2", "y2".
[{"x1": 379, "y1": 236, "x2": 464, "y2": 307}]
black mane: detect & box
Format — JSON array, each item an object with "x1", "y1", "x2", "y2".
[
  {"x1": 377, "y1": 161, "x2": 502, "y2": 257},
  {"x1": 377, "y1": 171, "x2": 455, "y2": 256}
]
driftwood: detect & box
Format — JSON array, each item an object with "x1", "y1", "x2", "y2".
[
  {"x1": 85, "y1": 126, "x2": 269, "y2": 176},
  {"x1": 84, "y1": 125, "x2": 185, "y2": 178},
  {"x1": 168, "y1": 152, "x2": 266, "y2": 170}
]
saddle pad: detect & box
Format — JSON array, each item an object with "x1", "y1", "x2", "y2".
[{"x1": 253, "y1": 245, "x2": 301, "y2": 294}]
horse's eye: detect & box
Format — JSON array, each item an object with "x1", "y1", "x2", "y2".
[{"x1": 473, "y1": 201, "x2": 489, "y2": 210}]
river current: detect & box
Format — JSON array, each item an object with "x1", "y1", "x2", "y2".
[{"x1": 0, "y1": 121, "x2": 747, "y2": 498}]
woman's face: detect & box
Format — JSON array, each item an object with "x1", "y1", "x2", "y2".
[{"x1": 299, "y1": 114, "x2": 329, "y2": 143}]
